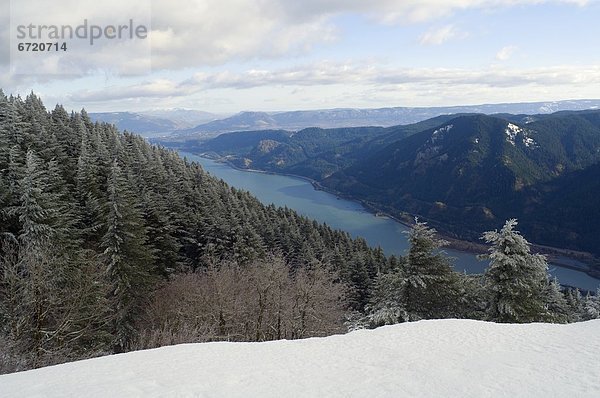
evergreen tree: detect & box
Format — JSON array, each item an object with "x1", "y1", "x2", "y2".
[
  {"x1": 1, "y1": 150, "x2": 109, "y2": 370},
  {"x1": 363, "y1": 220, "x2": 463, "y2": 326},
  {"x1": 101, "y1": 160, "x2": 155, "y2": 352},
  {"x1": 565, "y1": 288, "x2": 585, "y2": 323},
  {"x1": 482, "y1": 219, "x2": 549, "y2": 323},
  {"x1": 583, "y1": 290, "x2": 600, "y2": 320},
  {"x1": 544, "y1": 278, "x2": 569, "y2": 323},
  {"x1": 363, "y1": 270, "x2": 407, "y2": 327},
  {"x1": 403, "y1": 220, "x2": 461, "y2": 320},
  {"x1": 8, "y1": 151, "x2": 56, "y2": 249},
  {"x1": 0, "y1": 94, "x2": 397, "y2": 370}
]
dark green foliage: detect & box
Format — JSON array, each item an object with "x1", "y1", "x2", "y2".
[
  {"x1": 363, "y1": 270, "x2": 407, "y2": 327},
  {"x1": 583, "y1": 290, "x2": 600, "y2": 320},
  {"x1": 403, "y1": 221, "x2": 463, "y2": 320},
  {"x1": 363, "y1": 221, "x2": 469, "y2": 327},
  {"x1": 482, "y1": 219, "x2": 549, "y2": 323},
  {"x1": 102, "y1": 160, "x2": 156, "y2": 352},
  {"x1": 565, "y1": 288, "x2": 585, "y2": 323},
  {"x1": 545, "y1": 278, "x2": 570, "y2": 323},
  {"x1": 0, "y1": 93, "x2": 386, "y2": 370},
  {"x1": 0, "y1": 93, "x2": 589, "y2": 373}
]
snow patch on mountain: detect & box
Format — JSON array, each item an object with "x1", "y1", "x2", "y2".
[
  {"x1": 505, "y1": 123, "x2": 522, "y2": 146},
  {"x1": 505, "y1": 123, "x2": 537, "y2": 148},
  {"x1": 1, "y1": 319, "x2": 599, "y2": 398},
  {"x1": 523, "y1": 136, "x2": 536, "y2": 148},
  {"x1": 430, "y1": 124, "x2": 453, "y2": 143}
]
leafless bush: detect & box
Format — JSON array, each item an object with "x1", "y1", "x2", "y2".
[
  {"x1": 0, "y1": 239, "x2": 111, "y2": 373},
  {"x1": 135, "y1": 254, "x2": 348, "y2": 349}
]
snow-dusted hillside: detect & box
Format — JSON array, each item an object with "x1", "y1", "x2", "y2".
[{"x1": 1, "y1": 319, "x2": 599, "y2": 397}]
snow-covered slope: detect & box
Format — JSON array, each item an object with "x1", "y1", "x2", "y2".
[{"x1": 2, "y1": 319, "x2": 599, "y2": 397}]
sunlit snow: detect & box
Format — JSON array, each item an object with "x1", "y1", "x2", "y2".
[{"x1": 1, "y1": 319, "x2": 599, "y2": 398}]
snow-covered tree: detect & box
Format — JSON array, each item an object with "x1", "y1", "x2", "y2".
[
  {"x1": 364, "y1": 220, "x2": 462, "y2": 325},
  {"x1": 363, "y1": 271, "x2": 408, "y2": 327},
  {"x1": 482, "y1": 219, "x2": 549, "y2": 323},
  {"x1": 404, "y1": 220, "x2": 461, "y2": 320},
  {"x1": 1, "y1": 150, "x2": 110, "y2": 371},
  {"x1": 583, "y1": 290, "x2": 600, "y2": 320},
  {"x1": 544, "y1": 278, "x2": 569, "y2": 323},
  {"x1": 565, "y1": 288, "x2": 585, "y2": 323},
  {"x1": 102, "y1": 159, "x2": 155, "y2": 352}
]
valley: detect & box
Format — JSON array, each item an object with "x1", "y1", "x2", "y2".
[
  {"x1": 161, "y1": 110, "x2": 600, "y2": 279},
  {"x1": 182, "y1": 152, "x2": 600, "y2": 291}
]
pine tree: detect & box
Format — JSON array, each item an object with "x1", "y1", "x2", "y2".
[
  {"x1": 565, "y1": 288, "x2": 585, "y2": 322},
  {"x1": 583, "y1": 290, "x2": 600, "y2": 320},
  {"x1": 482, "y1": 219, "x2": 549, "y2": 323},
  {"x1": 364, "y1": 270, "x2": 407, "y2": 327},
  {"x1": 403, "y1": 220, "x2": 460, "y2": 320},
  {"x1": 1, "y1": 150, "x2": 109, "y2": 369},
  {"x1": 2, "y1": 151, "x2": 58, "y2": 367},
  {"x1": 544, "y1": 278, "x2": 569, "y2": 323},
  {"x1": 7, "y1": 151, "x2": 56, "y2": 249},
  {"x1": 101, "y1": 159, "x2": 155, "y2": 352},
  {"x1": 0, "y1": 94, "x2": 402, "y2": 368}
]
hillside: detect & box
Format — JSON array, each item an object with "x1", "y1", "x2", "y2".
[
  {"x1": 0, "y1": 92, "x2": 389, "y2": 371},
  {"x1": 2, "y1": 319, "x2": 599, "y2": 398},
  {"x1": 173, "y1": 110, "x2": 600, "y2": 255},
  {"x1": 161, "y1": 115, "x2": 460, "y2": 180},
  {"x1": 325, "y1": 112, "x2": 600, "y2": 236},
  {"x1": 88, "y1": 112, "x2": 180, "y2": 136},
  {"x1": 323, "y1": 111, "x2": 600, "y2": 247}
]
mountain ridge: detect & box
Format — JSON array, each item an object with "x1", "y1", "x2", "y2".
[
  {"x1": 168, "y1": 110, "x2": 600, "y2": 256},
  {"x1": 175, "y1": 99, "x2": 600, "y2": 137}
]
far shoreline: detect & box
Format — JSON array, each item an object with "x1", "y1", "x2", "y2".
[{"x1": 186, "y1": 151, "x2": 600, "y2": 284}]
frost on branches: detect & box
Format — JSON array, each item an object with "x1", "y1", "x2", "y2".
[{"x1": 482, "y1": 219, "x2": 548, "y2": 323}]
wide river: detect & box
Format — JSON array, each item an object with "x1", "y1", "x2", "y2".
[{"x1": 181, "y1": 152, "x2": 599, "y2": 291}]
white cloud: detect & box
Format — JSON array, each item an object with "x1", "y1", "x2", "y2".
[
  {"x1": 147, "y1": 0, "x2": 592, "y2": 69},
  {"x1": 54, "y1": 61, "x2": 600, "y2": 113},
  {"x1": 66, "y1": 63, "x2": 600, "y2": 105},
  {"x1": 2, "y1": 0, "x2": 597, "y2": 111},
  {"x1": 1, "y1": 0, "x2": 594, "y2": 79},
  {"x1": 496, "y1": 45, "x2": 518, "y2": 61},
  {"x1": 69, "y1": 79, "x2": 197, "y2": 102},
  {"x1": 280, "y1": 0, "x2": 592, "y2": 24},
  {"x1": 419, "y1": 25, "x2": 464, "y2": 45}
]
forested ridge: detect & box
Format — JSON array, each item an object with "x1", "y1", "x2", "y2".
[
  {"x1": 172, "y1": 111, "x2": 600, "y2": 255},
  {"x1": 1, "y1": 92, "x2": 599, "y2": 375}
]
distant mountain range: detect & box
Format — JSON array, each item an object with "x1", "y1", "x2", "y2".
[
  {"x1": 173, "y1": 100, "x2": 600, "y2": 138},
  {"x1": 91, "y1": 100, "x2": 600, "y2": 139},
  {"x1": 159, "y1": 109, "x2": 600, "y2": 256},
  {"x1": 89, "y1": 109, "x2": 218, "y2": 137}
]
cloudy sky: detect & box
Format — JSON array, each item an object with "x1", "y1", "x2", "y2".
[{"x1": 2, "y1": 0, "x2": 600, "y2": 113}]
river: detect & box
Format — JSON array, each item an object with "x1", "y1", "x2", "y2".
[{"x1": 180, "y1": 152, "x2": 599, "y2": 292}]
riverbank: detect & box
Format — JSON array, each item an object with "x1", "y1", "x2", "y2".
[
  {"x1": 190, "y1": 152, "x2": 600, "y2": 282},
  {"x1": 316, "y1": 185, "x2": 598, "y2": 277}
]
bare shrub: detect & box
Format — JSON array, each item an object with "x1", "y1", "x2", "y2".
[{"x1": 135, "y1": 254, "x2": 348, "y2": 349}]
